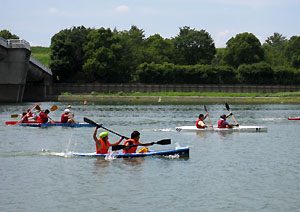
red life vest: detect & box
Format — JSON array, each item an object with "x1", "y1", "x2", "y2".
[
  {"x1": 61, "y1": 113, "x2": 68, "y2": 123},
  {"x1": 123, "y1": 138, "x2": 138, "y2": 154},
  {"x1": 22, "y1": 115, "x2": 29, "y2": 122},
  {"x1": 196, "y1": 119, "x2": 205, "y2": 128},
  {"x1": 96, "y1": 138, "x2": 110, "y2": 154},
  {"x1": 38, "y1": 112, "x2": 48, "y2": 124},
  {"x1": 218, "y1": 120, "x2": 225, "y2": 128}
]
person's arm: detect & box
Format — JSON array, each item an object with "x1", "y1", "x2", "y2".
[
  {"x1": 138, "y1": 140, "x2": 154, "y2": 146},
  {"x1": 110, "y1": 137, "x2": 126, "y2": 146},
  {"x1": 93, "y1": 127, "x2": 99, "y2": 143},
  {"x1": 204, "y1": 113, "x2": 208, "y2": 120}
]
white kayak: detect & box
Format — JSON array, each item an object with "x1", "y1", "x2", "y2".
[{"x1": 176, "y1": 125, "x2": 268, "y2": 132}]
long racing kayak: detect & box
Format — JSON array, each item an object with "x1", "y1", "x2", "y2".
[
  {"x1": 19, "y1": 123, "x2": 94, "y2": 128},
  {"x1": 6, "y1": 121, "x2": 61, "y2": 125},
  {"x1": 176, "y1": 126, "x2": 268, "y2": 132},
  {"x1": 71, "y1": 146, "x2": 189, "y2": 158},
  {"x1": 288, "y1": 117, "x2": 300, "y2": 120},
  {"x1": 5, "y1": 121, "x2": 94, "y2": 127}
]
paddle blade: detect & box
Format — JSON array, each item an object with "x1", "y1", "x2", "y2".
[
  {"x1": 155, "y1": 139, "x2": 171, "y2": 145},
  {"x1": 83, "y1": 117, "x2": 102, "y2": 128},
  {"x1": 11, "y1": 114, "x2": 19, "y2": 118},
  {"x1": 35, "y1": 105, "x2": 41, "y2": 111},
  {"x1": 204, "y1": 105, "x2": 207, "y2": 112},
  {"x1": 50, "y1": 105, "x2": 58, "y2": 111},
  {"x1": 225, "y1": 103, "x2": 230, "y2": 111}
]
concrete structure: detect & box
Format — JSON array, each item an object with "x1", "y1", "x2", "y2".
[{"x1": 0, "y1": 37, "x2": 52, "y2": 102}]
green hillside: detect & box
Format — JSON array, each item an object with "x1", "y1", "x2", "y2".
[{"x1": 31, "y1": 46, "x2": 50, "y2": 67}]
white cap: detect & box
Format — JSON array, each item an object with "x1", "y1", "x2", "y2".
[{"x1": 64, "y1": 109, "x2": 70, "y2": 113}]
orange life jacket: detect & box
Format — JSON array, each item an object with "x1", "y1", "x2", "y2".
[
  {"x1": 96, "y1": 138, "x2": 110, "y2": 154},
  {"x1": 123, "y1": 138, "x2": 138, "y2": 154}
]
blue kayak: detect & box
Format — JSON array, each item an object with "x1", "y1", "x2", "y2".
[
  {"x1": 19, "y1": 123, "x2": 94, "y2": 128},
  {"x1": 71, "y1": 146, "x2": 189, "y2": 158}
]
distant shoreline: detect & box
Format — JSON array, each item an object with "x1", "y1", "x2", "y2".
[{"x1": 56, "y1": 95, "x2": 300, "y2": 104}]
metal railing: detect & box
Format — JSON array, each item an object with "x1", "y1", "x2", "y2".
[{"x1": 7, "y1": 39, "x2": 31, "y2": 50}]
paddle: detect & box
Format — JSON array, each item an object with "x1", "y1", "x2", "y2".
[
  {"x1": 225, "y1": 103, "x2": 239, "y2": 125},
  {"x1": 84, "y1": 117, "x2": 129, "y2": 139},
  {"x1": 16, "y1": 104, "x2": 40, "y2": 124},
  {"x1": 10, "y1": 104, "x2": 42, "y2": 118},
  {"x1": 204, "y1": 105, "x2": 213, "y2": 127},
  {"x1": 50, "y1": 105, "x2": 58, "y2": 111},
  {"x1": 112, "y1": 139, "x2": 171, "y2": 151}
]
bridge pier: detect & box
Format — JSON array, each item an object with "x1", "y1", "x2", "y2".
[{"x1": 0, "y1": 37, "x2": 52, "y2": 103}]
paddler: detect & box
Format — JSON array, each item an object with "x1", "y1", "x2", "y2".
[
  {"x1": 196, "y1": 113, "x2": 208, "y2": 128},
  {"x1": 61, "y1": 109, "x2": 75, "y2": 124},
  {"x1": 26, "y1": 108, "x2": 37, "y2": 120},
  {"x1": 218, "y1": 114, "x2": 238, "y2": 128},
  {"x1": 93, "y1": 127, "x2": 125, "y2": 154},
  {"x1": 37, "y1": 109, "x2": 55, "y2": 124},
  {"x1": 123, "y1": 131, "x2": 154, "y2": 154}
]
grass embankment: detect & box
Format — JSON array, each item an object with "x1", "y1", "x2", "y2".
[
  {"x1": 31, "y1": 46, "x2": 50, "y2": 67},
  {"x1": 58, "y1": 91, "x2": 300, "y2": 104}
]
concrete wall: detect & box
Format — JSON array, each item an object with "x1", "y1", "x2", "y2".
[
  {"x1": 51, "y1": 83, "x2": 300, "y2": 95},
  {"x1": 0, "y1": 38, "x2": 53, "y2": 103},
  {"x1": 0, "y1": 41, "x2": 30, "y2": 102}
]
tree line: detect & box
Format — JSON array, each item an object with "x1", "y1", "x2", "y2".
[{"x1": 1, "y1": 27, "x2": 300, "y2": 85}]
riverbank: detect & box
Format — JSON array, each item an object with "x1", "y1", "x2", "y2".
[{"x1": 56, "y1": 94, "x2": 300, "y2": 104}]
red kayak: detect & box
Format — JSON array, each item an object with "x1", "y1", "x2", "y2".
[
  {"x1": 5, "y1": 121, "x2": 61, "y2": 125},
  {"x1": 288, "y1": 117, "x2": 300, "y2": 120}
]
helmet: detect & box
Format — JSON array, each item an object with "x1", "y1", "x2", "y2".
[
  {"x1": 99, "y1": 132, "x2": 108, "y2": 138},
  {"x1": 68, "y1": 105, "x2": 72, "y2": 108},
  {"x1": 64, "y1": 109, "x2": 70, "y2": 113},
  {"x1": 220, "y1": 114, "x2": 226, "y2": 119}
]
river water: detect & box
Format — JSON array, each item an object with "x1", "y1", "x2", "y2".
[{"x1": 0, "y1": 102, "x2": 299, "y2": 212}]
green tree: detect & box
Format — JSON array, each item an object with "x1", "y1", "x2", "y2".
[
  {"x1": 263, "y1": 32, "x2": 287, "y2": 67},
  {"x1": 285, "y1": 36, "x2": 300, "y2": 69},
  {"x1": 222, "y1": 32, "x2": 264, "y2": 68},
  {"x1": 83, "y1": 27, "x2": 126, "y2": 82},
  {"x1": 117, "y1": 25, "x2": 146, "y2": 82},
  {"x1": 237, "y1": 62, "x2": 274, "y2": 84},
  {"x1": 50, "y1": 26, "x2": 91, "y2": 82},
  {"x1": 0, "y1": 29, "x2": 19, "y2": 39},
  {"x1": 173, "y1": 26, "x2": 216, "y2": 65},
  {"x1": 143, "y1": 34, "x2": 175, "y2": 64}
]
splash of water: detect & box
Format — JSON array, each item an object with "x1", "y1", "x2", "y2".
[{"x1": 105, "y1": 151, "x2": 118, "y2": 160}]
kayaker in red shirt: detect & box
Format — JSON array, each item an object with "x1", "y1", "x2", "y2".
[
  {"x1": 93, "y1": 126, "x2": 125, "y2": 154},
  {"x1": 61, "y1": 109, "x2": 75, "y2": 124},
  {"x1": 196, "y1": 113, "x2": 208, "y2": 128},
  {"x1": 38, "y1": 109, "x2": 55, "y2": 124},
  {"x1": 22, "y1": 112, "x2": 29, "y2": 122},
  {"x1": 123, "y1": 131, "x2": 154, "y2": 154},
  {"x1": 218, "y1": 114, "x2": 238, "y2": 128}
]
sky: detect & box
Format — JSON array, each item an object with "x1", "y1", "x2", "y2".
[{"x1": 1, "y1": 0, "x2": 299, "y2": 47}]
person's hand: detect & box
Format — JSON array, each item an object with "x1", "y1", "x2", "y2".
[{"x1": 121, "y1": 136, "x2": 126, "y2": 140}]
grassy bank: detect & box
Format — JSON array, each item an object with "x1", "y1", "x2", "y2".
[
  {"x1": 31, "y1": 46, "x2": 50, "y2": 67},
  {"x1": 57, "y1": 91, "x2": 300, "y2": 104}
]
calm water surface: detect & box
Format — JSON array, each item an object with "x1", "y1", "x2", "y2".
[{"x1": 0, "y1": 102, "x2": 300, "y2": 212}]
